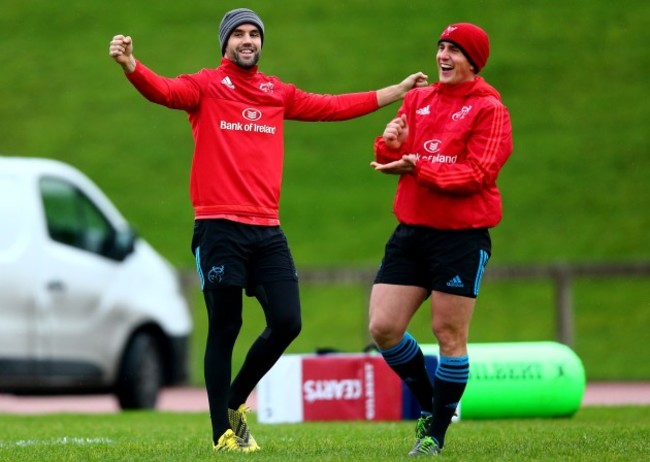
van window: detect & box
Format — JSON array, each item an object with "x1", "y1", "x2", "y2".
[{"x1": 40, "y1": 177, "x2": 115, "y2": 257}]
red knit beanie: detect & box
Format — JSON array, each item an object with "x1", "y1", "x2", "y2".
[{"x1": 438, "y1": 23, "x2": 490, "y2": 73}]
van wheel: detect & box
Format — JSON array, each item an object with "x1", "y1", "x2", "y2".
[{"x1": 116, "y1": 332, "x2": 162, "y2": 410}]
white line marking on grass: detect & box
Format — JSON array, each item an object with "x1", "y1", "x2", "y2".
[{"x1": 0, "y1": 437, "x2": 113, "y2": 448}]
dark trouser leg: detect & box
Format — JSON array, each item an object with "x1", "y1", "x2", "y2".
[
  {"x1": 203, "y1": 287, "x2": 243, "y2": 444},
  {"x1": 228, "y1": 279, "x2": 302, "y2": 408}
]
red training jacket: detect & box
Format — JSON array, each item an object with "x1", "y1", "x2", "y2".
[
  {"x1": 374, "y1": 77, "x2": 513, "y2": 230},
  {"x1": 126, "y1": 58, "x2": 379, "y2": 225}
]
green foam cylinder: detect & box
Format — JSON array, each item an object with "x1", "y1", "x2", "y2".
[{"x1": 421, "y1": 341, "x2": 586, "y2": 419}]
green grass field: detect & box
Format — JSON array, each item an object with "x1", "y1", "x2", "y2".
[{"x1": 0, "y1": 407, "x2": 648, "y2": 461}]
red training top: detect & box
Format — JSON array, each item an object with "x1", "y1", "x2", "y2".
[
  {"x1": 126, "y1": 58, "x2": 379, "y2": 225},
  {"x1": 374, "y1": 77, "x2": 513, "y2": 230}
]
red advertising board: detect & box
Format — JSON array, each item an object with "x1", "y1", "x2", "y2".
[{"x1": 301, "y1": 355, "x2": 402, "y2": 421}]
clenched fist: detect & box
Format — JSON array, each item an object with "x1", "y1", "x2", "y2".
[{"x1": 109, "y1": 35, "x2": 136, "y2": 73}]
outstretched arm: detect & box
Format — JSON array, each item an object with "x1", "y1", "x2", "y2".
[
  {"x1": 285, "y1": 72, "x2": 427, "y2": 121},
  {"x1": 109, "y1": 34, "x2": 137, "y2": 73},
  {"x1": 376, "y1": 72, "x2": 428, "y2": 107}
]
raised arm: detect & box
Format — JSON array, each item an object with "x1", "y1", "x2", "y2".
[
  {"x1": 109, "y1": 34, "x2": 137, "y2": 73},
  {"x1": 108, "y1": 34, "x2": 200, "y2": 110}
]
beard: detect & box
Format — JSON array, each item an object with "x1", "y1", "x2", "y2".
[{"x1": 232, "y1": 48, "x2": 260, "y2": 69}]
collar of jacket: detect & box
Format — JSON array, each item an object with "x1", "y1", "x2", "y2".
[{"x1": 434, "y1": 76, "x2": 501, "y2": 100}]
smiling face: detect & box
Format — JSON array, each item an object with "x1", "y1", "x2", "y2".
[
  {"x1": 436, "y1": 41, "x2": 475, "y2": 85},
  {"x1": 225, "y1": 24, "x2": 262, "y2": 69}
]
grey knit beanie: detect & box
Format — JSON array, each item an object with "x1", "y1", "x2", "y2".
[{"x1": 219, "y1": 8, "x2": 265, "y2": 56}]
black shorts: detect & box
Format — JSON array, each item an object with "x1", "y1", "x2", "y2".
[
  {"x1": 191, "y1": 219, "x2": 298, "y2": 293},
  {"x1": 374, "y1": 224, "x2": 491, "y2": 298}
]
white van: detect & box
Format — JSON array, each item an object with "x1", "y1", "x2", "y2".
[{"x1": 0, "y1": 156, "x2": 192, "y2": 409}]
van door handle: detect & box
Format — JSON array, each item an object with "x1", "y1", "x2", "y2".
[{"x1": 46, "y1": 280, "x2": 65, "y2": 292}]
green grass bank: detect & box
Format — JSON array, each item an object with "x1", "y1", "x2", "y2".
[{"x1": 1, "y1": 0, "x2": 648, "y2": 380}]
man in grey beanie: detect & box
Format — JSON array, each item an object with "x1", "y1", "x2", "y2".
[
  {"x1": 109, "y1": 7, "x2": 427, "y2": 453},
  {"x1": 218, "y1": 8, "x2": 264, "y2": 57}
]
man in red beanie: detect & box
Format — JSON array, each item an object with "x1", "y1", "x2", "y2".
[{"x1": 368, "y1": 22, "x2": 513, "y2": 456}]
